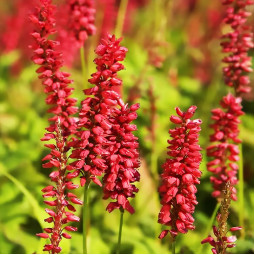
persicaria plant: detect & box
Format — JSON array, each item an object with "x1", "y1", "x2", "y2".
[{"x1": 0, "y1": 0, "x2": 253, "y2": 254}]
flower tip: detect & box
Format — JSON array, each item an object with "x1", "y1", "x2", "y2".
[
  {"x1": 130, "y1": 103, "x2": 140, "y2": 111},
  {"x1": 227, "y1": 235, "x2": 237, "y2": 243},
  {"x1": 230, "y1": 226, "x2": 242, "y2": 232},
  {"x1": 201, "y1": 236, "x2": 214, "y2": 244},
  {"x1": 36, "y1": 233, "x2": 49, "y2": 239},
  {"x1": 158, "y1": 230, "x2": 169, "y2": 239},
  {"x1": 184, "y1": 105, "x2": 197, "y2": 119},
  {"x1": 170, "y1": 115, "x2": 183, "y2": 124},
  {"x1": 62, "y1": 232, "x2": 72, "y2": 239},
  {"x1": 175, "y1": 107, "x2": 184, "y2": 117}
]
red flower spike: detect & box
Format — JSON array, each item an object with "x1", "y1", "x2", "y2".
[
  {"x1": 30, "y1": 1, "x2": 80, "y2": 253},
  {"x1": 30, "y1": 0, "x2": 78, "y2": 137},
  {"x1": 103, "y1": 103, "x2": 140, "y2": 214},
  {"x1": 158, "y1": 106, "x2": 202, "y2": 239},
  {"x1": 220, "y1": 0, "x2": 253, "y2": 94},
  {"x1": 207, "y1": 93, "x2": 244, "y2": 200},
  {"x1": 71, "y1": 34, "x2": 140, "y2": 214},
  {"x1": 72, "y1": 34, "x2": 128, "y2": 185}
]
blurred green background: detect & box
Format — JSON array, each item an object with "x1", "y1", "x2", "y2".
[{"x1": 0, "y1": 0, "x2": 254, "y2": 254}]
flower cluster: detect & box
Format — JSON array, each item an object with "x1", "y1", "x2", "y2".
[
  {"x1": 207, "y1": 93, "x2": 244, "y2": 201},
  {"x1": 158, "y1": 106, "x2": 202, "y2": 240},
  {"x1": 30, "y1": 0, "x2": 80, "y2": 253},
  {"x1": 201, "y1": 182, "x2": 242, "y2": 254},
  {"x1": 30, "y1": 0, "x2": 78, "y2": 135},
  {"x1": 71, "y1": 35, "x2": 140, "y2": 214},
  {"x1": 66, "y1": 0, "x2": 96, "y2": 47},
  {"x1": 103, "y1": 102, "x2": 140, "y2": 214},
  {"x1": 221, "y1": 0, "x2": 254, "y2": 94}
]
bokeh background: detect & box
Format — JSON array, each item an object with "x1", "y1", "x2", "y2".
[{"x1": 0, "y1": 0, "x2": 254, "y2": 254}]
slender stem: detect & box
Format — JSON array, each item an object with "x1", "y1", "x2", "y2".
[
  {"x1": 238, "y1": 143, "x2": 245, "y2": 238},
  {"x1": 150, "y1": 152, "x2": 158, "y2": 184},
  {"x1": 115, "y1": 0, "x2": 128, "y2": 38},
  {"x1": 116, "y1": 210, "x2": 124, "y2": 254},
  {"x1": 171, "y1": 238, "x2": 175, "y2": 254},
  {"x1": 198, "y1": 202, "x2": 221, "y2": 254},
  {"x1": 80, "y1": 46, "x2": 87, "y2": 85},
  {"x1": 83, "y1": 182, "x2": 90, "y2": 254}
]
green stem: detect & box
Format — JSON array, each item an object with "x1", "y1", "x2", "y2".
[
  {"x1": 115, "y1": 0, "x2": 128, "y2": 38},
  {"x1": 150, "y1": 151, "x2": 158, "y2": 183},
  {"x1": 83, "y1": 182, "x2": 90, "y2": 254},
  {"x1": 198, "y1": 202, "x2": 220, "y2": 254},
  {"x1": 171, "y1": 238, "x2": 175, "y2": 254},
  {"x1": 238, "y1": 143, "x2": 245, "y2": 238},
  {"x1": 116, "y1": 210, "x2": 124, "y2": 254},
  {"x1": 80, "y1": 46, "x2": 87, "y2": 86}
]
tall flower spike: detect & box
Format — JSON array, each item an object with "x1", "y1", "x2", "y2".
[
  {"x1": 201, "y1": 182, "x2": 242, "y2": 254},
  {"x1": 103, "y1": 102, "x2": 140, "y2": 214},
  {"x1": 66, "y1": 0, "x2": 96, "y2": 47},
  {"x1": 158, "y1": 106, "x2": 202, "y2": 240},
  {"x1": 30, "y1": 0, "x2": 78, "y2": 135},
  {"x1": 30, "y1": 0, "x2": 80, "y2": 253},
  {"x1": 70, "y1": 34, "x2": 129, "y2": 188},
  {"x1": 207, "y1": 93, "x2": 244, "y2": 201},
  {"x1": 221, "y1": 0, "x2": 254, "y2": 94}
]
